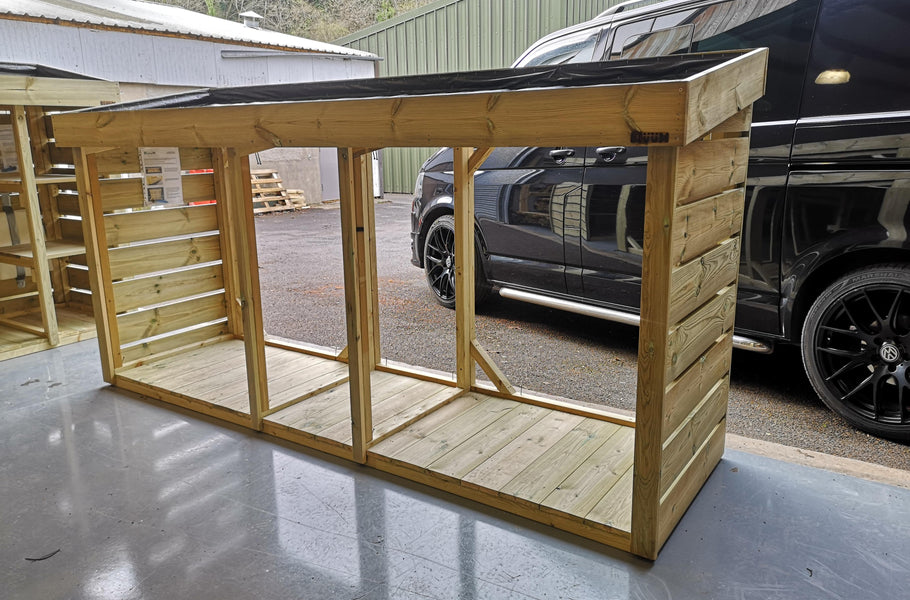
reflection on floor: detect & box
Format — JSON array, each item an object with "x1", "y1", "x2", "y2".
[{"x1": 2, "y1": 340, "x2": 908, "y2": 600}]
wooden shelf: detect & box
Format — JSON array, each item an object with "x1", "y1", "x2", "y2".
[
  {"x1": 0, "y1": 240, "x2": 86, "y2": 266},
  {"x1": 0, "y1": 172, "x2": 78, "y2": 186}
]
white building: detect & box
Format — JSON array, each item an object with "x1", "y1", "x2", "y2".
[{"x1": 0, "y1": 0, "x2": 380, "y2": 201}]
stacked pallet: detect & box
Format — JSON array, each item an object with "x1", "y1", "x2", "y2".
[{"x1": 250, "y1": 169, "x2": 294, "y2": 214}]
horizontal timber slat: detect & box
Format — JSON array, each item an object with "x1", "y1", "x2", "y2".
[
  {"x1": 117, "y1": 292, "x2": 226, "y2": 345},
  {"x1": 660, "y1": 376, "x2": 728, "y2": 496},
  {"x1": 668, "y1": 237, "x2": 740, "y2": 325},
  {"x1": 56, "y1": 195, "x2": 81, "y2": 216},
  {"x1": 658, "y1": 419, "x2": 726, "y2": 545},
  {"x1": 105, "y1": 205, "x2": 218, "y2": 246},
  {"x1": 671, "y1": 188, "x2": 744, "y2": 266},
  {"x1": 674, "y1": 137, "x2": 749, "y2": 206},
  {"x1": 100, "y1": 174, "x2": 216, "y2": 212},
  {"x1": 66, "y1": 266, "x2": 90, "y2": 290},
  {"x1": 95, "y1": 147, "x2": 214, "y2": 176},
  {"x1": 663, "y1": 333, "x2": 732, "y2": 438},
  {"x1": 113, "y1": 263, "x2": 224, "y2": 313},
  {"x1": 666, "y1": 285, "x2": 736, "y2": 381},
  {"x1": 108, "y1": 234, "x2": 222, "y2": 280},
  {"x1": 119, "y1": 323, "x2": 231, "y2": 364}
]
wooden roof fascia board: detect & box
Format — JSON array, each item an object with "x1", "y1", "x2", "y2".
[
  {"x1": 0, "y1": 74, "x2": 120, "y2": 107},
  {"x1": 51, "y1": 80, "x2": 688, "y2": 150},
  {"x1": 680, "y1": 48, "x2": 768, "y2": 144}
]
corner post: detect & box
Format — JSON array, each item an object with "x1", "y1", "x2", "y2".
[
  {"x1": 73, "y1": 148, "x2": 119, "y2": 381},
  {"x1": 339, "y1": 148, "x2": 375, "y2": 463},
  {"x1": 12, "y1": 105, "x2": 58, "y2": 346},
  {"x1": 223, "y1": 148, "x2": 268, "y2": 430},
  {"x1": 631, "y1": 146, "x2": 679, "y2": 560}
]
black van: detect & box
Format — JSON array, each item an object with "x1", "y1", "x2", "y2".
[{"x1": 409, "y1": 0, "x2": 910, "y2": 441}]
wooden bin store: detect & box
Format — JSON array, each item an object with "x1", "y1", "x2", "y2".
[
  {"x1": 0, "y1": 67, "x2": 119, "y2": 360},
  {"x1": 52, "y1": 49, "x2": 767, "y2": 559}
]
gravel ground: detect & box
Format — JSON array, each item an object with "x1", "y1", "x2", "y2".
[{"x1": 255, "y1": 195, "x2": 910, "y2": 472}]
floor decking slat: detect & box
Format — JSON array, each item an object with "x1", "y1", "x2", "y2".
[
  {"x1": 461, "y1": 411, "x2": 586, "y2": 492},
  {"x1": 541, "y1": 427, "x2": 635, "y2": 517},
  {"x1": 585, "y1": 468, "x2": 634, "y2": 531},
  {"x1": 427, "y1": 403, "x2": 550, "y2": 480},
  {"x1": 385, "y1": 396, "x2": 517, "y2": 469},
  {"x1": 500, "y1": 419, "x2": 622, "y2": 505},
  {"x1": 369, "y1": 394, "x2": 485, "y2": 457}
]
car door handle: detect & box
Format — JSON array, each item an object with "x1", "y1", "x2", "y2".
[
  {"x1": 596, "y1": 146, "x2": 627, "y2": 162},
  {"x1": 548, "y1": 148, "x2": 576, "y2": 164}
]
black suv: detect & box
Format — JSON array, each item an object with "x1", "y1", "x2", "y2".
[{"x1": 410, "y1": 0, "x2": 910, "y2": 441}]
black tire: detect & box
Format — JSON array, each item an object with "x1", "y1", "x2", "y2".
[
  {"x1": 801, "y1": 264, "x2": 910, "y2": 441},
  {"x1": 423, "y1": 214, "x2": 492, "y2": 309}
]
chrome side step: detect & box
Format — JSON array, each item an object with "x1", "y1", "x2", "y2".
[{"x1": 498, "y1": 287, "x2": 774, "y2": 354}]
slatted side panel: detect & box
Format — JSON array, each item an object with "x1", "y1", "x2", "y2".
[
  {"x1": 93, "y1": 147, "x2": 229, "y2": 364},
  {"x1": 656, "y1": 110, "x2": 752, "y2": 548},
  {"x1": 36, "y1": 107, "x2": 87, "y2": 305}
]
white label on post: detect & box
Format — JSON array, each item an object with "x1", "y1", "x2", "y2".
[
  {"x1": 139, "y1": 147, "x2": 184, "y2": 207},
  {"x1": 0, "y1": 125, "x2": 18, "y2": 172}
]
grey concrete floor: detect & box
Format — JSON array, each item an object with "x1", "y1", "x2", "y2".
[{"x1": 2, "y1": 341, "x2": 909, "y2": 599}]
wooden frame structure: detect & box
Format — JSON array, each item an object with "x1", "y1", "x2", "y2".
[
  {"x1": 52, "y1": 50, "x2": 767, "y2": 559},
  {"x1": 0, "y1": 67, "x2": 119, "y2": 360}
]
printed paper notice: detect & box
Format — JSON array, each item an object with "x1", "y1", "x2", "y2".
[
  {"x1": 0, "y1": 125, "x2": 18, "y2": 172},
  {"x1": 139, "y1": 147, "x2": 183, "y2": 207}
]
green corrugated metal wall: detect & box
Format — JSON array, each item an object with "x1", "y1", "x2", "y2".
[{"x1": 336, "y1": 0, "x2": 624, "y2": 193}]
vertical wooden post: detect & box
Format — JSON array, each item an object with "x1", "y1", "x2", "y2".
[
  {"x1": 12, "y1": 105, "x2": 58, "y2": 346},
  {"x1": 453, "y1": 147, "x2": 476, "y2": 390},
  {"x1": 73, "y1": 149, "x2": 119, "y2": 382},
  {"x1": 354, "y1": 149, "x2": 381, "y2": 367},
  {"x1": 223, "y1": 148, "x2": 268, "y2": 430},
  {"x1": 212, "y1": 148, "x2": 243, "y2": 336},
  {"x1": 339, "y1": 148, "x2": 375, "y2": 463},
  {"x1": 631, "y1": 146, "x2": 679, "y2": 560}
]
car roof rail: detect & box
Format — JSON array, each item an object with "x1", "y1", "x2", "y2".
[{"x1": 596, "y1": 0, "x2": 669, "y2": 18}]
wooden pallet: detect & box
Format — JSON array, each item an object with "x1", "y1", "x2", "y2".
[{"x1": 251, "y1": 169, "x2": 294, "y2": 214}]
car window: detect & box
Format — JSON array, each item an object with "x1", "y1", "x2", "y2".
[
  {"x1": 603, "y1": 0, "x2": 819, "y2": 122},
  {"x1": 608, "y1": 18, "x2": 655, "y2": 60},
  {"x1": 800, "y1": 0, "x2": 910, "y2": 117},
  {"x1": 689, "y1": 0, "x2": 820, "y2": 121},
  {"x1": 619, "y1": 24, "x2": 694, "y2": 59},
  {"x1": 519, "y1": 28, "x2": 603, "y2": 67}
]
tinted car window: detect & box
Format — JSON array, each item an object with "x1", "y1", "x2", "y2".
[
  {"x1": 690, "y1": 0, "x2": 819, "y2": 121},
  {"x1": 800, "y1": 0, "x2": 910, "y2": 117}
]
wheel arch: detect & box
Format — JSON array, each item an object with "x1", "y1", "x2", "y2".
[
  {"x1": 785, "y1": 247, "x2": 910, "y2": 342},
  {"x1": 416, "y1": 203, "x2": 490, "y2": 272}
]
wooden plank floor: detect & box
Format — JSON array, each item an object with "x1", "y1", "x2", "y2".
[
  {"x1": 117, "y1": 339, "x2": 635, "y2": 548},
  {"x1": 0, "y1": 306, "x2": 97, "y2": 362},
  {"x1": 368, "y1": 392, "x2": 635, "y2": 544}
]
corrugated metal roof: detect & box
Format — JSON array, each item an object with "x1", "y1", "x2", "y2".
[{"x1": 0, "y1": 0, "x2": 377, "y2": 57}]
